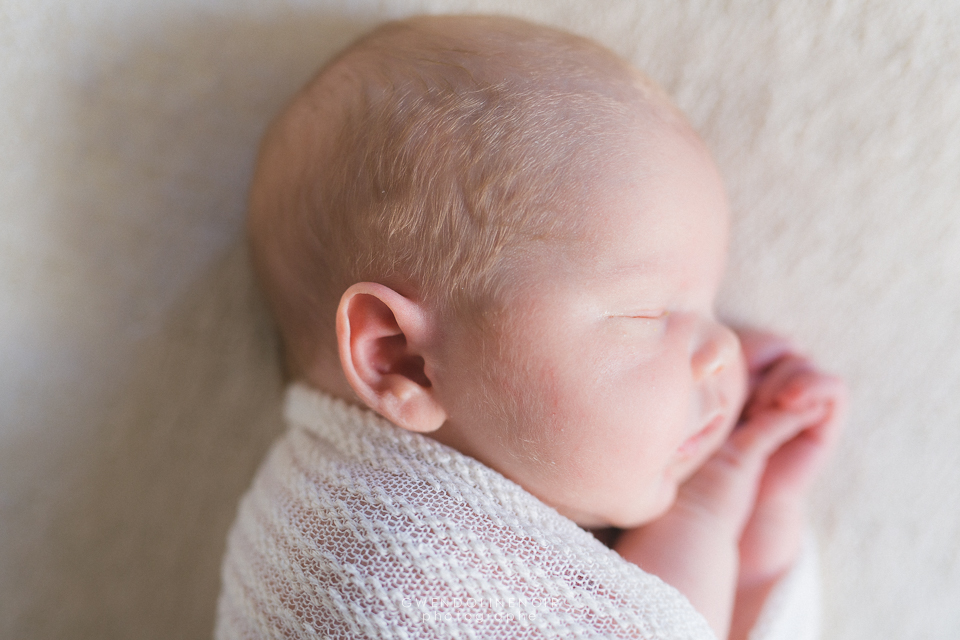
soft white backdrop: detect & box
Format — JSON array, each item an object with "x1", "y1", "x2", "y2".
[{"x1": 3, "y1": 1, "x2": 959, "y2": 638}]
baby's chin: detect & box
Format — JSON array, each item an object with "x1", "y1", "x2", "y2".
[{"x1": 569, "y1": 480, "x2": 681, "y2": 531}]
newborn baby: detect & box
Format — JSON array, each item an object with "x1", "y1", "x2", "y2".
[{"x1": 217, "y1": 14, "x2": 844, "y2": 640}]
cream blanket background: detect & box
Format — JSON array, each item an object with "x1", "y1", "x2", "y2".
[{"x1": 2, "y1": 0, "x2": 958, "y2": 638}]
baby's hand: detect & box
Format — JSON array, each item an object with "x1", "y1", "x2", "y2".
[
  {"x1": 616, "y1": 329, "x2": 844, "y2": 640},
  {"x1": 724, "y1": 328, "x2": 845, "y2": 640},
  {"x1": 734, "y1": 329, "x2": 846, "y2": 588},
  {"x1": 616, "y1": 374, "x2": 821, "y2": 637}
]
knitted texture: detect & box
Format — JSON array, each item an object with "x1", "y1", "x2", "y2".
[{"x1": 216, "y1": 384, "x2": 817, "y2": 639}]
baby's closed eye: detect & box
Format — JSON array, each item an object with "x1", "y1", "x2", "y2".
[
  {"x1": 605, "y1": 312, "x2": 670, "y2": 342},
  {"x1": 609, "y1": 310, "x2": 669, "y2": 320}
]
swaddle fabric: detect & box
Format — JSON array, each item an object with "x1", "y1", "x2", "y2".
[{"x1": 217, "y1": 384, "x2": 818, "y2": 639}]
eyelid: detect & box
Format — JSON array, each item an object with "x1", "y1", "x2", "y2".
[{"x1": 622, "y1": 310, "x2": 669, "y2": 320}]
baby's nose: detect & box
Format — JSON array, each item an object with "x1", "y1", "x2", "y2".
[{"x1": 692, "y1": 322, "x2": 740, "y2": 382}]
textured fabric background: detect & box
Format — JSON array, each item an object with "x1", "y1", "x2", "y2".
[{"x1": 2, "y1": 1, "x2": 959, "y2": 638}]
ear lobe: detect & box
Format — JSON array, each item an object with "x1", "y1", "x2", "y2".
[{"x1": 337, "y1": 282, "x2": 447, "y2": 433}]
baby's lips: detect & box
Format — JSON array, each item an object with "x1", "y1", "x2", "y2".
[{"x1": 677, "y1": 413, "x2": 726, "y2": 457}]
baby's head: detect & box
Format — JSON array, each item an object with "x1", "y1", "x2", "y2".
[{"x1": 249, "y1": 15, "x2": 747, "y2": 529}]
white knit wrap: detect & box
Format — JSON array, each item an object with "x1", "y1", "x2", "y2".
[{"x1": 216, "y1": 384, "x2": 820, "y2": 639}]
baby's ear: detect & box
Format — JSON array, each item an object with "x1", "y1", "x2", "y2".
[{"x1": 336, "y1": 282, "x2": 447, "y2": 433}]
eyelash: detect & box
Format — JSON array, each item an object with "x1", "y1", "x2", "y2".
[{"x1": 625, "y1": 311, "x2": 668, "y2": 320}]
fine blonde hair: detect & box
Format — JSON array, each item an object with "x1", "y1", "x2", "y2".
[{"x1": 248, "y1": 14, "x2": 683, "y2": 378}]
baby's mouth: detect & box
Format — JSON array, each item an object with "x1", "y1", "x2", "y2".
[{"x1": 677, "y1": 413, "x2": 726, "y2": 458}]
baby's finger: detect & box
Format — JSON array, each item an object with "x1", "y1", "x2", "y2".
[
  {"x1": 676, "y1": 406, "x2": 826, "y2": 528},
  {"x1": 775, "y1": 370, "x2": 846, "y2": 413},
  {"x1": 744, "y1": 355, "x2": 816, "y2": 418},
  {"x1": 725, "y1": 404, "x2": 827, "y2": 469},
  {"x1": 796, "y1": 382, "x2": 846, "y2": 450},
  {"x1": 747, "y1": 396, "x2": 846, "y2": 510},
  {"x1": 735, "y1": 327, "x2": 795, "y2": 374}
]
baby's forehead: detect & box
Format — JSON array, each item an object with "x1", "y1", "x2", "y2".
[{"x1": 495, "y1": 127, "x2": 725, "y2": 268}]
